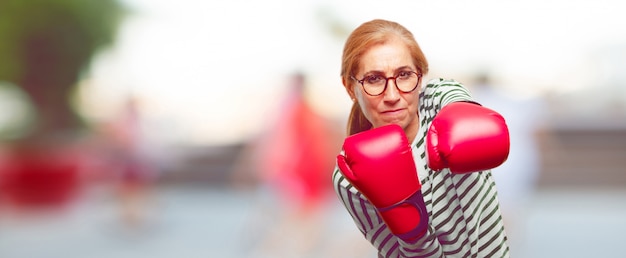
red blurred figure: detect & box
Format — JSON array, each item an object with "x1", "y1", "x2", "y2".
[
  {"x1": 254, "y1": 73, "x2": 337, "y2": 213},
  {"x1": 232, "y1": 72, "x2": 342, "y2": 256}
]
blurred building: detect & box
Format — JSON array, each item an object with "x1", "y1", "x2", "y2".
[{"x1": 537, "y1": 41, "x2": 626, "y2": 189}]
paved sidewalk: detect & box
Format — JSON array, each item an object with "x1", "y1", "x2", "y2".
[{"x1": 0, "y1": 186, "x2": 624, "y2": 258}]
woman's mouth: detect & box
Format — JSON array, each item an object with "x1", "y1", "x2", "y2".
[{"x1": 382, "y1": 108, "x2": 405, "y2": 116}]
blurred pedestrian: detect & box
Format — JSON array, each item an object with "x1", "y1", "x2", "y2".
[
  {"x1": 232, "y1": 72, "x2": 341, "y2": 256},
  {"x1": 104, "y1": 96, "x2": 158, "y2": 230}
]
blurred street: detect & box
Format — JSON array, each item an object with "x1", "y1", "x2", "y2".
[
  {"x1": 0, "y1": 184, "x2": 374, "y2": 258},
  {"x1": 1, "y1": 184, "x2": 625, "y2": 258}
]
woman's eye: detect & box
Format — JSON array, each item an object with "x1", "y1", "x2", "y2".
[
  {"x1": 397, "y1": 71, "x2": 411, "y2": 79},
  {"x1": 365, "y1": 75, "x2": 384, "y2": 84}
]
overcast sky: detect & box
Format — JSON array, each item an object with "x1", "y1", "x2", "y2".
[{"x1": 77, "y1": 0, "x2": 626, "y2": 145}]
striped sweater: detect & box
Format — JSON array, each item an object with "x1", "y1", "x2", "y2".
[{"x1": 332, "y1": 78, "x2": 510, "y2": 258}]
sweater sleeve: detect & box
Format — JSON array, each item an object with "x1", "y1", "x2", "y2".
[{"x1": 420, "y1": 78, "x2": 475, "y2": 119}]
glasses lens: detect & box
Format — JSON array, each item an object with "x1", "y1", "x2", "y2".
[
  {"x1": 396, "y1": 72, "x2": 419, "y2": 93},
  {"x1": 363, "y1": 75, "x2": 386, "y2": 95}
]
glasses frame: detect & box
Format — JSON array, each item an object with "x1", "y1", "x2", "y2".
[{"x1": 351, "y1": 71, "x2": 422, "y2": 96}]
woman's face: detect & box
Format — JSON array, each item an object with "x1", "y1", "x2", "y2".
[{"x1": 349, "y1": 38, "x2": 420, "y2": 138}]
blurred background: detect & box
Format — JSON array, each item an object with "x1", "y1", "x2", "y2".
[{"x1": 0, "y1": 0, "x2": 625, "y2": 257}]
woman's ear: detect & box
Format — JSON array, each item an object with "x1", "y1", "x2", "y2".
[{"x1": 342, "y1": 77, "x2": 356, "y2": 101}]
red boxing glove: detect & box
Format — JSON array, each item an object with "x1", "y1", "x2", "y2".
[
  {"x1": 426, "y1": 102, "x2": 510, "y2": 173},
  {"x1": 337, "y1": 124, "x2": 427, "y2": 240}
]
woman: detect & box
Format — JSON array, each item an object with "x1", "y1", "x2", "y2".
[{"x1": 332, "y1": 19, "x2": 510, "y2": 257}]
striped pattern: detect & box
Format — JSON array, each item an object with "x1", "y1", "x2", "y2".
[{"x1": 332, "y1": 78, "x2": 510, "y2": 257}]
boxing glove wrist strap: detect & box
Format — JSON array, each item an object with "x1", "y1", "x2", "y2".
[{"x1": 377, "y1": 190, "x2": 429, "y2": 240}]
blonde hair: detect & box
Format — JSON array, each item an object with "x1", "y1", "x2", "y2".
[{"x1": 340, "y1": 19, "x2": 429, "y2": 135}]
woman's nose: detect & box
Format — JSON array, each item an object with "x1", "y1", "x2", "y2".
[{"x1": 383, "y1": 79, "x2": 401, "y2": 101}]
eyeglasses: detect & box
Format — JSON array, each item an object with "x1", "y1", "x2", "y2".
[{"x1": 351, "y1": 71, "x2": 422, "y2": 96}]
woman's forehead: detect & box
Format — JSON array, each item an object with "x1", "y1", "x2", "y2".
[{"x1": 359, "y1": 41, "x2": 413, "y2": 73}]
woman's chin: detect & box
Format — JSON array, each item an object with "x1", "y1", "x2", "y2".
[{"x1": 374, "y1": 121, "x2": 405, "y2": 129}]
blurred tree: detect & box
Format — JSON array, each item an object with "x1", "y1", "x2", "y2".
[
  {"x1": 0, "y1": 0, "x2": 125, "y2": 208},
  {"x1": 0, "y1": 0, "x2": 124, "y2": 144}
]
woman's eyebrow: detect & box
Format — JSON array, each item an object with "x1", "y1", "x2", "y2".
[
  {"x1": 394, "y1": 66, "x2": 413, "y2": 73},
  {"x1": 363, "y1": 66, "x2": 414, "y2": 76}
]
